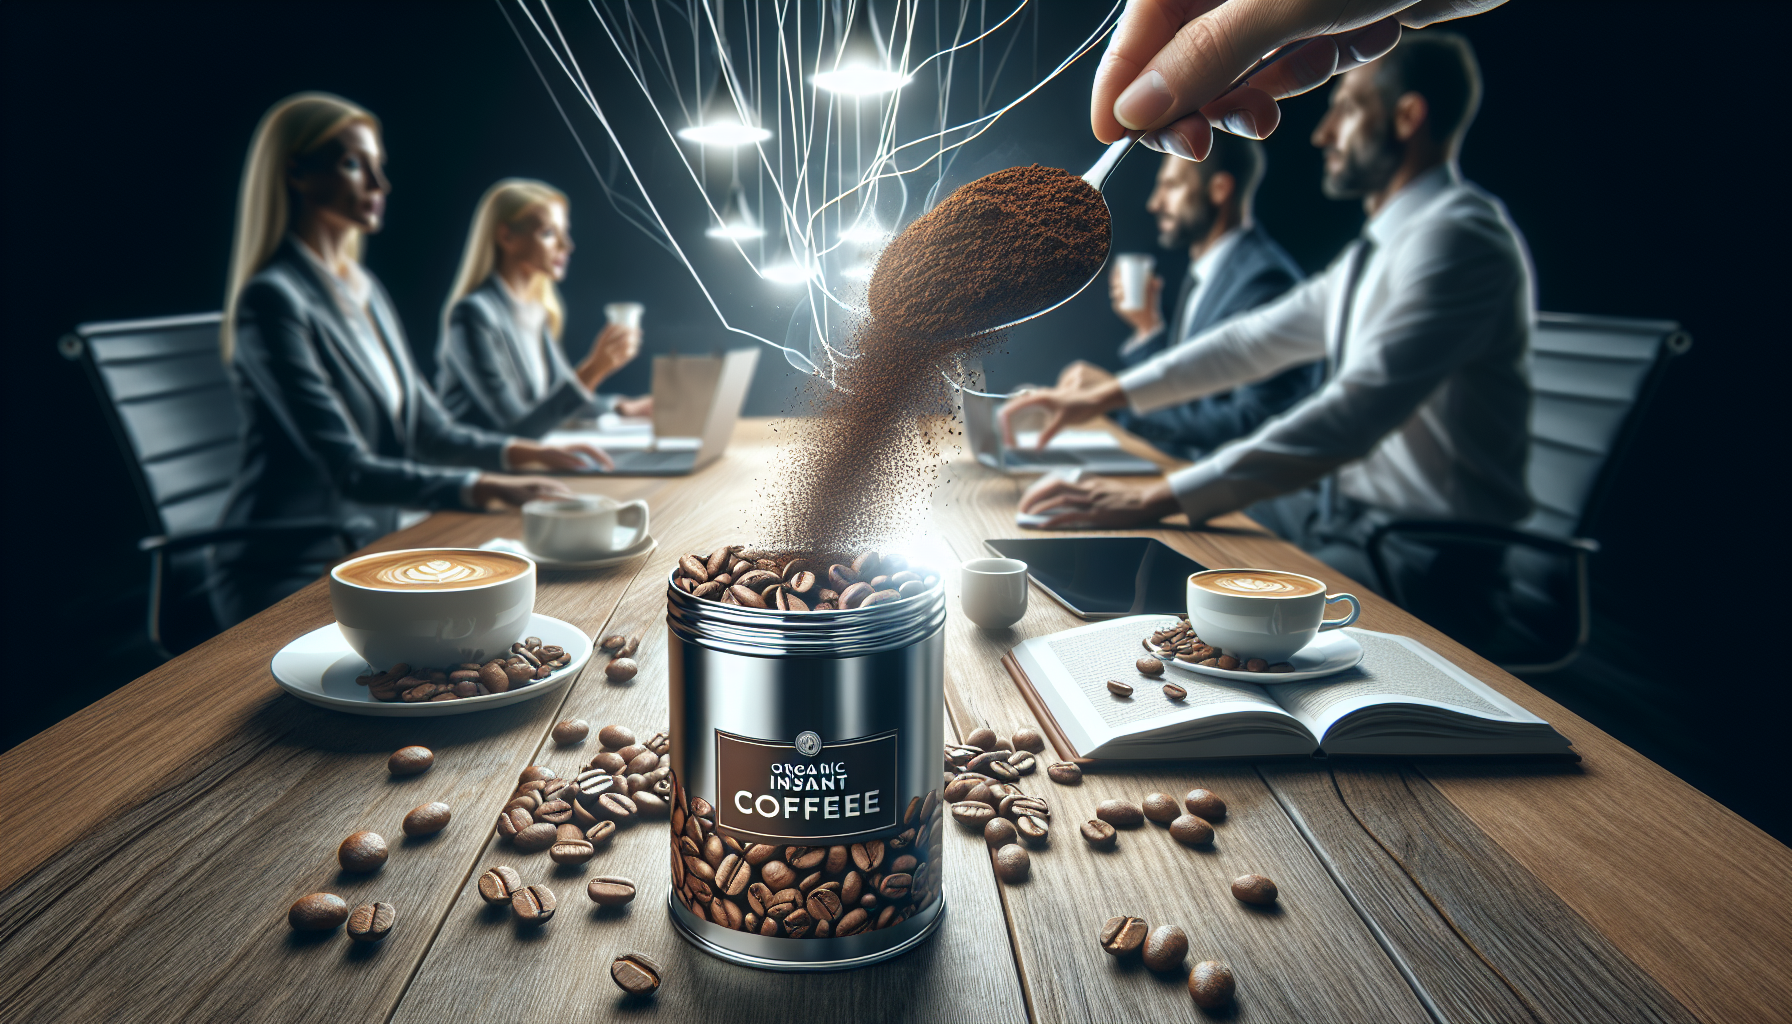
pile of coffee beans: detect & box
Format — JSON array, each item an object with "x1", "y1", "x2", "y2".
[
  {"x1": 1080, "y1": 787, "x2": 1227, "y2": 852},
  {"x1": 944, "y1": 727, "x2": 1061, "y2": 889},
  {"x1": 671, "y1": 545, "x2": 939, "y2": 613},
  {"x1": 355, "y1": 636, "x2": 573, "y2": 703},
  {"x1": 670, "y1": 782, "x2": 945, "y2": 937},
  {"x1": 499, "y1": 725, "x2": 673, "y2": 860},
  {"x1": 1100, "y1": 915, "x2": 1237, "y2": 1008},
  {"x1": 1144, "y1": 619, "x2": 1294, "y2": 675},
  {"x1": 597, "y1": 633, "x2": 641, "y2": 682}
]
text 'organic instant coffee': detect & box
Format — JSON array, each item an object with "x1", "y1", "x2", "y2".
[{"x1": 666, "y1": 545, "x2": 945, "y2": 970}]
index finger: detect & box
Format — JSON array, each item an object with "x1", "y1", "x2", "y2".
[{"x1": 573, "y1": 443, "x2": 615, "y2": 471}]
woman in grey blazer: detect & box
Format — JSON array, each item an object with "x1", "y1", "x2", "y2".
[
  {"x1": 212, "y1": 95, "x2": 608, "y2": 626},
  {"x1": 436, "y1": 179, "x2": 650, "y2": 438}
]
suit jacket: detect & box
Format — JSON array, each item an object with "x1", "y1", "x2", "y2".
[
  {"x1": 217, "y1": 238, "x2": 510, "y2": 569},
  {"x1": 436, "y1": 276, "x2": 604, "y2": 438},
  {"x1": 1113, "y1": 224, "x2": 1319, "y2": 460}
]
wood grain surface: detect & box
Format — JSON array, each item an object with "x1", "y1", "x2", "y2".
[{"x1": 0, "y1": 419, "x2": 1784, "y2": 1023}]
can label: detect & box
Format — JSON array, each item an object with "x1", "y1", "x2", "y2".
[{"x1": 714, "y1": 729, "x2": 898, "y2": 844}]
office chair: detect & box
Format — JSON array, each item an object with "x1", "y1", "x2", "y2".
[
  {"x1": 1367, "y1": 312, "x2": 1692, "y2": 673},
  {"x1": 60, "y1": 313, "x2": 349, "y2": 657}
]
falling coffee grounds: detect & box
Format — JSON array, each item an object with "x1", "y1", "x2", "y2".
[{"x1": 770, "y1": 164, "x2": 1109, "y2": 551}]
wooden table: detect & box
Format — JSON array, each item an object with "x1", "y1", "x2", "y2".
[{"x1": 2, "y1": 418, "x2": 1787, "y2": 1024}]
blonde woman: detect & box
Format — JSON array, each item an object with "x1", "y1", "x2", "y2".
[
  {"x1": 212, "y1": 94, "x2": 610, "y2": 625},
  {"x1": 436, "y1": 179, "x2": 651, "y2": 438}
]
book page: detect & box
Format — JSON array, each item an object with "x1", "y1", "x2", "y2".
[{"x1": 1267, "y1": 630, "x2": 1547, "y2": 743}]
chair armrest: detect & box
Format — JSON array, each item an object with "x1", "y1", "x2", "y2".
[
  {"x1": 138, "y1": 520, "x2": 350, "y2": 554},
  {"x1": 1367, "y1": 520, "x2": 1599, "y2": 559}
]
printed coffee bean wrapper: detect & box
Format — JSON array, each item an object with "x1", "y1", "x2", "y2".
[{"x1": 665, "y1": 561, "x2": 946, "y2": 970}]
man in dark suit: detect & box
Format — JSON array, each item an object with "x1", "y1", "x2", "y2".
[{"x1": 1098, "y1": 134, "x2": 1319, "y2": 460}]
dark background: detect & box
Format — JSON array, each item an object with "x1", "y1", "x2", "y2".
[{"x1": 3, "y1": 2, "x2": 1787, "y2": 839}]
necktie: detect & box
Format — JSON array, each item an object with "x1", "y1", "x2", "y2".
[{"x1": 1318, "y1": 236, "x2": 1377, "y2": 527}]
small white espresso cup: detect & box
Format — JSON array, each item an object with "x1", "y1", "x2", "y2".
[
  {"x1": 1113, "y1": 253, "x2": 1155, "y2": 311},
  {"x1": 604, "y1": 302, "x2": 645, "y2": 330},
  {"x1": 330, "y1": 547, "x2": 535, "y2": 670},
  {"x1": 961, "y1": 557, "x2": 1029, "y2": 629},
  {"x1": 522, "y1": 495, "x2": 649, "y2": 562},
  {"x1": 1186, "y1": 568, "x2": 1360, "y2": 664}
]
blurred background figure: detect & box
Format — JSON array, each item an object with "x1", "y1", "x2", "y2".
[
  {"x1": 1103, "y1": 135, "x2": 1316, "y2": 460},
  {"x1": 211, "y1": 94, "x2": 605, "y2": 626},
  {"x1": 436, "y1": 179, "x2": 651, "y2": 438}
]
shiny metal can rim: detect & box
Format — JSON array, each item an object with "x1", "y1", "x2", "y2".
[{"x1": 666, "y1": 890, "x2": 946, "y2": 972}]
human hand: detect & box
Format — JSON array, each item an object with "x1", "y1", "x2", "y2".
[
  {"x1": 577, "y1": 323, "x2": 642, "y2": 388},
  {"x1": 468, "y1": 473, "x2": 576, "y2": 510},
  {"x1": 1110, "y1": 268, "x2": 1164, "y2": 337},
  {"x1": 999, "y1": 375, "x2": 1129, "y2": 449},
  {"x1": 614, "y1": 395, "x2": 653, "y2": 418},
  {"x1": 504, "y1": 438, "x2": 616, "y2": 473},
  {"x1": 1091, "y1": 0, "x2": 1505, "y2": 158},
  {"x1": 1018, "y1": 474, "x2": 1180, "y2": 528}
]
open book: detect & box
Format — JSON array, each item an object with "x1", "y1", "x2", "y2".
[{"x1": 1008, "y1": 615, "x2": 1573, "y2": 760}]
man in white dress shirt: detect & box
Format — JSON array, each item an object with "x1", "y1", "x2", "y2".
[{"x1": 1005, "y1": 32, "x2": 1530, "y2": 633}]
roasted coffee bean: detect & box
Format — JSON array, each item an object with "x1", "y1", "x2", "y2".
[
  {"x1": 1008, "y1": 750, "x2": 1037, "y2": 775},
  {"x1": 1163, "y1": 681, "x2": 1189, "y2": 700},
  {"x1": 1080, "y1": 819, "x2": 1118, "y2": 849},
  {"x1": 838, "y1": 582, "x2": 874, "y2": 608},
  {"x1": 586, "y1": 820, "x2": 618, "y2": 846},
  {"x1": 576, "y1": 768, "x2": 617, "y2": 797},
  {"x1": 551, "y1": 824, "x2": 596, "y2": 864},
  {"x1": 478, "y1": 865, "x2": 523, "y2": 904},
  {"x1": 589, "y1": 750, "x2": 628, "y2": 773},
  {"x1": 1016, "y1": 814, "x2": 1050, "y2": 845},
  {"x1": 514, "y1": 822, "x2": 558, "y2": 853},
  {"x1": 1135, "y1": 656, "x2": 1165, "y2": 676},
  {"x1": 288, "y1": 892, "x2": 348, "y2": 931},
  {"x1": 1001, "y1": 795, "x2": 1050, "y2": 820},
  {"x1": 764, "y1": 886, "x2": 802, "y2": 919},
  {"x1": 1096, "y1": 799, "x2": 1145, "y2": 828},
  {"x1": 512, "y1": 883, "x2": 556, "y2": 924},
  {"x1": 986, "y1": 759, "x2": 1021, "y2": 783},
  {"x1": 1143, "y1": 792, "x2": 1181, "y2": 825},
  {"x1": 623, "y1": 749, "x2": 657, "y2": 775},
  {"x1": 1189, "y1": 961, "x2": 1236, "y2": 1008},
  {"x1": 1100, "y1": 916, "x2": 1148, "y2": 956},
  {"x1": 993, "y1": 844, "x2": 1030, "y2": 883},
  {"x1": 852, "y1": 551, "x2": 882, "y2": 579},
  {"x1": 785, "y1": 845, "x2": 825, "y2": 870},
  {"x1": 806, "y1": 887, "x2": 844, "y2": 922},
  {"x1": 387, "y1": 745, "x2": 433, "y2": 776},
  {"x1": 1170, "y1": 814, "x2": 1215, "y2": 847},
  {"x1": 965, "y1": 782, "x2": 996, "y2": 807},
  {"x1": 1047, "y1": 761, "x2": 1084, "y2": 785},
  {"x1": 836, "y1": 907, "x2": 871, "y2": 936},
  {"x1": 761, "y1": 861, "x2": 797, "y2": 890},
  {"x1": 338, "y1": 831, "x2": 388, "y2": 872},
  {"x1": 850, "y1": 840, "x2": 885, "y2": 872},
  {"x1": 1106, "y1": 679, "x2": 1134, "y2": 697},
  {"x1": 347, "y1": 901, "x2": 396, "y2": 943},
  {"x1": 965, "y1": 726, "x2": 999, "y2": 750},
  {"x1": 598, "y1": 724, "x2": 636, "y2": 749},
  {"x1": 782, "y1": 908, "x2": 815, "y2": 937},
  {"x1": 1232, "y1": 873, "x2": 1278, "y2": 905},
  {"x1": 678, "y1": 554, "x2": 710, "y2": 582},
  {"x1": 532, "y1": 799, "x2": 571, "y2": 825},
  {"x1": 552, "y1": 719, "x2": 589, "y2": 745},
  {"x1": 403, "y1": 801, "x2": 451, "y2": 837},
  {"x1": 1010, "y1": 726, "x2": 1046, "y2": 753},
  {"x1": 943, "y1": 774, "x2": 983, "y2": 802},
  {"x1": 605, "y1": 658, "x2": 639, "y2": 682},
  {"x1": 743, "y1": 843, "x2": 780, "y2": 866},
  {"x1": 633, "y1": 791, "x2": 669, "y2": 817},
  {"x1": 877, "y1": 873, "x2": 912, "y2": 900},
  {"x1": 1142, "y1": 924, "x2": 1188, "y2": 972},
  {"x1": 950, "y1": 801, "x2": 997, "y2": 828},
  {"x1": 1184, "y1": 789, "x2": 1228, "y2": 821},
  {"x1": 1215, "y1": 655, "x2": 1239, "y2": 670},
  {"x1": 984, "y1": 817, "x2": 1018, "y2": 848},
  {"x1": 593, "y1": 792, "x2": 636, "y2": 822},
  {"x1": 518, "y1": 765, "x2": 556, "y2": 784},
  {"x1": 714, "y1": 855, "x2": 751, "y2": 896}
]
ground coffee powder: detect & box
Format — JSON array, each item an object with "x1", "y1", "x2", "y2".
[{"x1": 770, "y1": 165, "x2": 1109, "y2": 551}]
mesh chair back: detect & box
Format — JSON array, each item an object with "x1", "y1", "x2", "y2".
[{"x1": 1522, "y1": 312, "x2": 1690, "y2": 539}]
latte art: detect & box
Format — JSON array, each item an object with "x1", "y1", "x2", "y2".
[
  {"x1": 1192, "y1": 569, "x2": 1324, "y2": 598},
  {"x1": 378, "y1": 558, "x2": 494, "y2": 587},
  {"x1": 335, "y1": 549, "x2": 530, "y2": 592},
  {"x1": 1212, "y1": 576, "x2": 1302, "y2": 594}
]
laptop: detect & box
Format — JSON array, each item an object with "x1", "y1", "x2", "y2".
[
  {"x1": 956, "y1": 362, "x2": 1159, "y2": 476},
  {"x1": 545, "y1": 347, "x2": 759, "y2": 476}
]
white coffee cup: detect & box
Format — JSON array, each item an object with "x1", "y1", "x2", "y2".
[
  {"x1": 1114, "y1": 253, "x2": 1155, "y2": 311},
  {"x1": 1186, "y1": 568, "x2": 1360, "y2": 664},
  {"x1": 604, "y1": 302, "x2": 645, "y2": 330},
  {"x1": 330, "y1": 547, "x2": 535, "y2": 669},
  {"x1": 522, "y1": 495, "x2": 649, "y2": 562},
  {"x1": 961, "y1": 557, "x2": 1029, "y2": 629}
]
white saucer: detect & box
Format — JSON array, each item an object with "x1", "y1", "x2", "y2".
[
  {"x1": 479, "y1": 532, "x2": 657, "y2": 570},
  {"x1": 270, "y1": 612, "x2": 593, "y2": 717},
  {"x1": 1164, "y1": 628, "x2": 1365, "y2": 683}
]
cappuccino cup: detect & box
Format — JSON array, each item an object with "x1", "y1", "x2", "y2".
[
  {"x1": 522, "y1": 495, "x2": 649, "y2": 562},
  {"x1": 1186, "y1": 568, "x2": 1360, "y2": 664},
  {"x1": 330, "y1": 548, "x2": 535, "y2": 670}
]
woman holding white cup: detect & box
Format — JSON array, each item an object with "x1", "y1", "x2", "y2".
[{"x1": 436, "y1": 179, "x2": 652, "y2": 438}]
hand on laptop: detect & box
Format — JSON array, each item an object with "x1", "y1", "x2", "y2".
[
  {"x1": 1018, "y1": 473, "x2": 1179, "y2": 528},
  {"x1": 614, "y1": 395, "x2": 653, "y2": 418},
  {"x1": 505, "y1": 438, "x2": 616, "y2": 473},
  {"x1": 1000, "y1": 367, "x2": 1129, "y2": 448}
]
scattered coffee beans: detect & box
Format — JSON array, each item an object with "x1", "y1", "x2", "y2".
[
  {"x1": 611, "y1": 952, "x2": 662, "y2": 995},
  {"x1": 1096, "y1": 799, "x2": 1144, "y2": 828},
  {"x1": 288, "y1": 892, "x2": 349, "y2": 931},
  {"x1": 1184, "y1": 789, "x2": 1227, "y2": 821},
  {"x1": 402, "y1": 802, "x2": 452, "y2": 837},
  {"x1": 346, "y1": 901, "x2": 396, "y2": 943},
  {"x1": 993, "y1": 844, "x2": 1030, "y2": 882},
  {"x1": 588, "y1": 876, "x2": 638, "y2": 907},
  {"x1": 951, "y1": 801, "x2": 997, "y2": 828},
  {"x1": 1142, "y1": 792, "x2": 1181, "y2": 825},
  {"x1": 1232, "y1": 873, "x2": 1278, "y2": 905},
  {"x1": 1170, "y1": 814, "x2": 1215, "y2": 847},
  {"x1": 1080, "y1": 819, "x2": 1118, "y2": 849},
  {"x1": 1143, "y1": 924, "x2": 1188, "y2": 972},
  {"x1": 550, "y1": 823, "x2": 596, "y2": 864},
  {"x1": 356, "y1": 636, "x2": 572, "y2": 703},
  {"x1": 600, "y1": 634, "x2": 626, "y2": 651},
  {"x1": 984, "y1": 817, "x2": 1019, "y2": 848},
  {"x1": 1100, "y1": 915, "x2": 1148, "y2": 957},
  {"x1": 1136, "y1": 656, "x2": 1164, "y2": 677},
  {"x1": 1046, "y1": 761, "x2": 1083, "y2": 785},
  {"x1": 1142, "y1": 621, "x2": 1294, "y2": 673},
  {"x1": 1011, "y1": 727, "x2": 1045, "y2": 753},
  {"x1": 338, "y1": 831, "x2": 388, "y2": 872},
  {"x1": 672, "y1": 547, "x2": 938, "y2": 613},
  {"x1": 605, "y1": 658, "x2": 639, "y2": 683},
  {"x1": 512, "y1": 883, "x2": 556, "y2": 924},
  {"x1": 513, "y1": 822, "x2": 558, "y2": 853},
  {"x1": 1106, "y1": 679, "x2": 1134, "y2": 698},
  {"x1": 598, "y1": 724, "x2": 635, "y2": 748},
  {"x1": 518, "y1": 765, "x2": 556, "y2": 784},
  {"x1": 387, "y1": 745, "x2": 433, "y2": 776},
  {"x1": 552, "y1": 719, "x2": 589, "y2": 745},
  {"x1": 478, "y1": 866, "x2": 523, "y2": 904},
  {"x1": 1163, "y1": 682, "x2": 1188, "y2": 700},
  {"x1": 1189, "y1": 960, "x2": 1237, "y2": 1008},
  {"x1": 1016, "y1": 814, "x2": 1050, "y2": 845},
  {"x1": 966, "y1": 727, "x2": 999, "y2": 750}
]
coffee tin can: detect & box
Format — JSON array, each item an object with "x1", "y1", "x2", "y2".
[{"x1": 664, "y1": 568, "x2": 946, "y2": 970}]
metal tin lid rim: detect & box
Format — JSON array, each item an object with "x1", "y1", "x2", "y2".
[{"x1": 666, "y1": 571, "x2": 946, "y2": 656}]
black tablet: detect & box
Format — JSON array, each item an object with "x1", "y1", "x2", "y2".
[{"x1": 983, "y1": 537, "x2": 1207, "y2": 619}]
